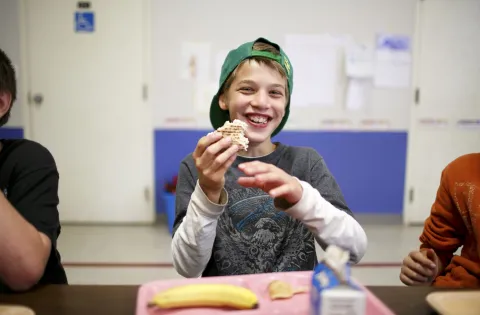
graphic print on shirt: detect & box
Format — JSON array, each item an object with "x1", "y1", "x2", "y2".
[{"x1": 213, "y1": 187, "x2": 315, "y2": 275}]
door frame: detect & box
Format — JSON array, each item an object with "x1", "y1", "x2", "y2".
[
  {"x1": 402, "y1": 0, "x2": 424, "y2": 225},
  {"x1": 18, "y1": 0, "x2": 33, "y2": 140}
]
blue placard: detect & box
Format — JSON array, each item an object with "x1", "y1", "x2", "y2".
[{"x1": 75, "y1": 11, "x2": 95, "y2": 33}]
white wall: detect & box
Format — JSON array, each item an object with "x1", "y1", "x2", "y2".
[
  {"x1": 0, "y1": 0, "x2": 24, "y2": 128},
  {"x1": 2, "y1": 0, "x2": 417, "y2": 132},
  {"x1": 151, "y1": 0, "x2": 417, "y2": 131}
]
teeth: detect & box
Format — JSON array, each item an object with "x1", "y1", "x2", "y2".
[{"x1": 248, "y1": 115, "x2": 268, "y2": 124}]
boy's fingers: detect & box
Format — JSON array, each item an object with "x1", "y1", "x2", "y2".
[
  {"x1": 411, "y1": 251, "x2": 436, "y2": 269},
  {"x1": 404, "y1": 256, "x2": 431, "y2": 276},
  {"x1": 401, "y1": 265, "x2": 428, "y2": 283},
  {"x1": 238, "y1": 161, "x2": 271, "y2": 175},
  {"x1": 194, "y1": 132, "x2": 223, "y2": 158},
  {"x1": 237, "y1": 177, "x2": 259, "y2": 188}
]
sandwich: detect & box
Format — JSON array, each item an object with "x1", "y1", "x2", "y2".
[{"x1": 216, "y1": 119, "x2": 249, "y2": 151}]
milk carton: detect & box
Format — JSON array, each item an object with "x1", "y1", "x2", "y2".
[{"x1": 310, "y1": 246, "x2": 366, "y2": 315}]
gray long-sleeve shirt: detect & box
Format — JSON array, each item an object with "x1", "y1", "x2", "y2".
[{"x1": 171, "y1": 142, "x2": 367, "y2": 278}]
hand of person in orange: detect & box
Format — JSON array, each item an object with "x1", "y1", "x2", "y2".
[{"x1": 400, "y1": 248, "x2": 439, "y2": 286}]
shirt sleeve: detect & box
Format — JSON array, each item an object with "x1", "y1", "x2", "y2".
[
  {"x1": 7, "y1": 142, "x2": 60, "y2": 247},
  {"x1": 171, "y1": 159, "x2": 228, "y2": 278},
  {"x1": 419, "y1": 167, "x2": 466, "y2": 268},
  {"x1": 277, "y1": 152, "x2": 367, "y2": 263}
]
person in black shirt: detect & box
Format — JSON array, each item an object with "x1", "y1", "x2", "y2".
[{"x1": 0, "y1": 48, "x2": 67, "y2": 293}]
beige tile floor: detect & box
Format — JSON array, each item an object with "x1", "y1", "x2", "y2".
[{"x1": 56, "y1": 221, "x2": 438, "y2": 287}]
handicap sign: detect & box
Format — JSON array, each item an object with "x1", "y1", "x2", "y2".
[{"x1": 75, "y1": 11, "x2": 95, "y2": 33}]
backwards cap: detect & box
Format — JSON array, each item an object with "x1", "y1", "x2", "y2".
[{"x1": 209, "y1": 38, "x2": 294, "y2": 137}]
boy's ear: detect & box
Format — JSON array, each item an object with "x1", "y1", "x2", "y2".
[
  {"x1": 0, "y1": 91, "x2": 12, "y2": 117},
  {"x1": 219, "y1": 94, "x2": 228, "y2": 110}
]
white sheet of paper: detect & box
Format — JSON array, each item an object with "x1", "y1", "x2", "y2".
[
  {"x1": 374, "y1": 34, "x2": 412, "y2": 88},
  {"x1": 193, "y1": 82, "x2": 218, "y2": 114},
  {"x1": 285, "y1": 34, "x2": 339, "y2": 107},
  {"x1": 346, "y1": 79, "x2": 370, "y2": 111},
  {"x1": 180, "y1": 42, "x2": 211, "y2": 82},
  {"x1": 345, "y1": 45, "x2": 374, "y2": 78},
  {"x1": 214, "y1": 50, "x2": 229, "y2": 86}
]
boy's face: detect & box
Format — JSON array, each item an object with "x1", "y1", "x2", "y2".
[{"x1": 219, "y1": 60, "x2": 287, "y2": 146}]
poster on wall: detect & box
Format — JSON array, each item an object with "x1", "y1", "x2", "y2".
[
  {"x1": 180, "y1": 42, "x2": 211, "y2": 83},
  {"x1": 344, "y1": 42, "x2": 374, "y2": 111},
  {"x1": 193, "y1": 82, "x2": 218, "y2": 114},
  {"x1": 345, "y1": 44, "x2": 374, "y2": 79},
  {"x1": 214, "y1": 50, "x2": 229, "y2": 85},
  {"x1": 345, "y1": 79, "x2": 371, "y2": 111},
  {"x1": 285, "y1": 34, "x2": 339, "y2": 108},
  {"x1": 373, "y1": 34, "x2": 412, "y2": 88}
]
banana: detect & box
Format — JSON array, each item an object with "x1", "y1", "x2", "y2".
[{"x1": 148, "y1": 283, "x2": 259, "y2": 310}]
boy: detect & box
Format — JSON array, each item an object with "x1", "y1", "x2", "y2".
[
  {"x1": 0, "y1": 48, "x2": 67, "y2": 293},
  {"x1": 171, "y1": 38, "x2": 367, "y2": 278},
  {"x1": 400, "y1": 153, "x2": 480, "y2": 288}
]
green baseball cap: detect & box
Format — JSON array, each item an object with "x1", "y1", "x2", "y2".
[{"x1": 209, "y1": 37, "x2": 294, "y2": 138}]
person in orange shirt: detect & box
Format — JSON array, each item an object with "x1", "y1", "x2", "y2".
[{"x1": 400, "y1": 153, "x2": 480, "y2": 288}]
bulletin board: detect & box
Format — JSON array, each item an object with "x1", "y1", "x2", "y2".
[{"x1": 151, "y1": 0, "x2": 417, "y2": 132}]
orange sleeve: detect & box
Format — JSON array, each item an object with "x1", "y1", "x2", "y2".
[{"x1": 419, "y1": 168, "x2": 467, "y2": 269}]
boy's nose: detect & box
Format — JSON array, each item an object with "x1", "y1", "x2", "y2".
[{"x1": 250, "y1": 91, "x2": 270, "y2": 109}]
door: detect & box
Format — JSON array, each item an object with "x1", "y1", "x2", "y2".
[
  {"x1": 404, "y1": 0, "x2": 480, "y2": 224},
  {"x1": 22, "y1": 0, "x2": 154, "y2": 223}
]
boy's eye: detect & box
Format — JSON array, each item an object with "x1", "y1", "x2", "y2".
[
  {"x1": 240, "y1": 87, "x2": 253, "y2": 92},
  {"x1": 270, "y1": 90, "x2": 283, "y2": 96}
]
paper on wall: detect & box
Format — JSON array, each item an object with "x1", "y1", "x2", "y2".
[
  {"x1": 285, "y1": 34, "x2": 339, "y2": 107},
  {"x1": 345, "y1": 79, "x2": 370, "y2": 111},
  {"x1": 373, "y1": 34, "x2": 412, "y2": 88},
  {"x1": 214, "y1": 50, "x2": 230, "y2": 86},
  {"x1": 180, "y1": 42, "x2": 211, "y2": 83},
  {"x1": 345, "y1": 44, "x2": 374, "y2": 79},
  {"x1": 193, "y1": 82, "x2": 218, "y2": 114}
]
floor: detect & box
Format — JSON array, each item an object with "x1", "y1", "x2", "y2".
[{"x1": 57, "y1": 221, "x2": 429, "y2": 287}]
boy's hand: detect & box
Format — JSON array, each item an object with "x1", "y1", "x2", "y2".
[
  {"x1": 237, "y1": 161, "x2": 303, "y2": 205},
  {"x1": 193, "y1": 132, "x2": 238, "y2": 203},
  {"x1": 400, "y1": 249, "x2": 439, "y2": 286}
]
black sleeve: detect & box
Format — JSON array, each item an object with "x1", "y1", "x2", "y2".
[{"x1": 6, "y1": 142, "x2": 60, "y2": 247}]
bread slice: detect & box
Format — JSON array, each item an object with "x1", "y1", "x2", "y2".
[{"x1": 216, "y1": 119, "x2": 249, "y2": 151}]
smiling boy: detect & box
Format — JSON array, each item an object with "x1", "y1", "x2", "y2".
[{"x1": 171, "y1": 38, "x2": 367, "y2": 278}]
